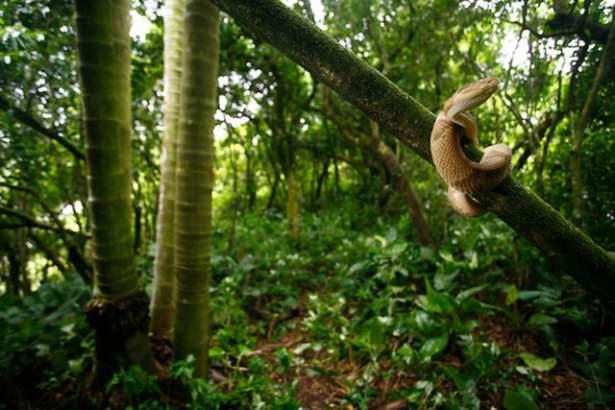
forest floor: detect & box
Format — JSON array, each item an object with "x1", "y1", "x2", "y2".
[
  {"x1": 2, "y1": 210, "x2": 614, "y2": 409},
  {"x1": 237, "y1": 297, "x2": 594, "y2": 409}
]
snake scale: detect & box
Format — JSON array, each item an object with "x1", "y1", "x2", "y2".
[{"x1": 430, "y1": 77, "x2": 512, "y2": 217}]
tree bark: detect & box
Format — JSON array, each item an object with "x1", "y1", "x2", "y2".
[
  {"x1": 74, "y1": 0, "x2": 154, "y2": 384},
  {"x1": 150, "y1": 0, "x2": 185, "y2": 341},
  {"x1": 210, "y1": 0, "x2": 615, "y2": 308},
  {"x1": 370, "y1": 121, "x2": 435, "y2": 248},
  {"x1": 173, "y1": 0, "x2": 220, "y2": 378},
  {"x1": 286, "y1": 169, "x2": 301, "y2": 241}
]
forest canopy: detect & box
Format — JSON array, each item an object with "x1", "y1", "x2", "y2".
[{"x1": 0, "y1": 0, "x2": 614, "y2": 409}]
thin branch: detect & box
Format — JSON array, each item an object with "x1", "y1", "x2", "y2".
[
  {"x1": 0, "y1": 95, "x2": 85, "y2": 160},
  {"x1": 505, "y1": 19, "x2": 575, "y2": 39},
  {"x1": 0, "y1": 206, "x2": 86, "y2": 237}
]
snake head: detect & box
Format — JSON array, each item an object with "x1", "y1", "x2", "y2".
[{"x1": 443, "y1": 77, "x2": 498, "y2": 120}]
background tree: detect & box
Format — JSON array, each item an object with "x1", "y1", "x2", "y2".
[
  {"x1": 150, "y1": 0, "x2": 185, "y2": 341},
  {"x1": 172, "y1": 0, "x2": 220, "y2": 377}
]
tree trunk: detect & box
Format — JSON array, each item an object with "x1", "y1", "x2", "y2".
[
  {"x1": 209, "y1": 0, "x2": 615, "y2": 308},
  {"x1": 570, "y1": 10, "x2": 615, "y2": 224},
  {"x1": 173, "y1": 0, "x2": 220, "y2": 378},
  {"x1": 314, "y1": 156, "x2": 329, "y2": 203},
  {"x1": 370, "y1": 121, "x2": 435, "y2": 247},
  {"x1": 266, "y1": 173, "x2": 280, "y2": 210},
  {"x1": 74, "y1": 0, "x2": 153, "y2": 384},
  {"x1": 150, "y1": 0, "x2": 186, "y2": 340},
  {"x1": 286, "y1": 169, "x2": 301, "y2": 241}
]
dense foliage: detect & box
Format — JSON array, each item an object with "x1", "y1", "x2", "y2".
[{"x1": 1, "y1": 0, "x2": 614, "y2": 408}]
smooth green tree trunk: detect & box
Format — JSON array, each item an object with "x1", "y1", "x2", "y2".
[
  {"x1": 74, "y1": 0, "x2": 153, "y2": 384},
  {"x1": 150, "y1": 0, "x2": 186, "y2": 340},
  {"x1": 173, "y1": 0, "x2": 220, "y2": 377}
]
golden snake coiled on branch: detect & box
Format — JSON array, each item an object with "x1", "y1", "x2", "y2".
[{"x1": 430, "y1": 77, "x2": 512, "y2": 217}]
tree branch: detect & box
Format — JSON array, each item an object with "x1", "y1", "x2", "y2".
[
  {"x1": 0, "y1": 95, "x2": 85, "y2": 161},
  {"x1": 210, "y1": 0, "x2": 615, "y2": 307},
  {"x1": 547, "y1": 10, "x2": 610, "y2": 44},
  {"x1": 0, "y1": 206, "x2": 86, "y2": 237}
]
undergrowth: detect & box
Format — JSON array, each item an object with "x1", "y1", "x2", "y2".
[{"x1": 2, "y1": 206, "x2": 614, "y2": 409}]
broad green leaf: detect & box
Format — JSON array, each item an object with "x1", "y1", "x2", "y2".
[
  {"x1": 528, "y1": 313, "x2": 558, "y2": 327},
  {"x1": 419, "y1": 246, "x2": 435, "y2": 261},
  {"x1": 421, "y1": 281, "x2": 456, "y2": 314},
  {"x1": 348, "y1": 261, "x2": 369, "y2": 274},
  {"x1": 411, "y1": 310, "x2": 440, "y2": 334},
  {"x1": 505, "y1": 285, "x2": 518, "y2": 306},
  {"x1": 439, "y1": 251, "x2": 455, "y2": 263},
  {"x1": 434, "y1": 271, "x2": 459, "y2": 291},
  {"x1": 456, "y1": 285, "x2": 487, "y2": 301},
  {"x1": 503, "y1": 387, "x2": 539, "y2": 410},
  {"x1": 519, "y1": 352, "x2": 557, "y2": 372},
  {"x1": 419, "y1": 334, "x2": 449, "y2": 360},
  {"x1": 209, "y1": 346, "x2": 225, "y2": 360},
  {"x1": 397, "y1": 344, "x2": 414, "y2": 359},
  {"x1": 441, "y1": 365, "x2": 466, "y2": 390},
  {"x1": 468, "y1": 251, "x2": 479, "y2": 269}
]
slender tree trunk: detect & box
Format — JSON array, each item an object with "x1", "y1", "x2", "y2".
[
  {"x1": 370, "y1": 121, "x2": 435, "y2": 247},
  {"x1": 74, "y1": 0, "x2": 153, "y2": 384},
  {"x1": 286, "y1": 169, "x2": 301, "y2": 241},
  {"x1": 173, "y1": 0, "x2": 220, "y2": 377},
  {"x1": 16, "y1": 224, "x2": 29, "y2": 295},
  {"x1": 570, "y1": 10, "x2": 615, "y2": 224},
  {"x1": 266, "y1": 173, "x2": 280, "y2": 210},
  {"x1": 133, "y1": 204, "x2": 142, "y2": 254},
  {"x1": 314, "y1": 157, "x2": 329, "y2": 202},
  {"x1": 245, "y1": 149, "x2": 256, "y2": 209},
  {"x1": 209, "y1": 0, "x2": 615, "y2": 308},
  {"x1": 535, "y1": 126, "x2": 555, "y2": 197},
  {"x1": 150, "y1": 0, "x2": 186, "y2": 340},
  {"x1": 7, "y1": 252, "x2": 20, "y2": 295}
]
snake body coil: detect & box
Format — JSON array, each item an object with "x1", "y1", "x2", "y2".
[{"x1": 430, "y1": 77, "x2": 512, "y2": 216}]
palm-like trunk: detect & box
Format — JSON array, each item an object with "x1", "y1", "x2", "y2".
[
  {"x1": 150, "y1": 0, "x2": 186, "y2": 340},
  {"x1": 74, "y1": 0, "x2": 153, "y2": 383},
  {"x1": 286, "y1": 168, "x2": 301, "y2": 241},
  {"x1": 173, "y1": 0, "x2": 220, "y2": 377}
]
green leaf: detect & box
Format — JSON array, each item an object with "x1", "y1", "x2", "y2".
[
  {"x1": 411, "y1": 310, "x2": 440, "y2": 334},
  {"x1": 503, "y1": 387, "x2": 539, "y2": 410},
  {"x1": 419, "y1": 334, "x2": 449, "y2": 360},
  {"x1": 397, "y1": 344, "x2": 414, "y2": 360},
  {"x1": 456, "y1": 285, "x2": 486, "y2": 301},
  {"x1": 434, "y1": 271, "x2": 459, "y2": 291},
  {"x1": 505, "y1": 285, "x2": 518, "y2": 306},
  {"x1": 468, "y1": 251, "x2": 479, "y2": 269},
  {"x1": 421, "y1": 281, "x2": 456, "y2": 314},
  {"x1": 208, "y1": 346, "x2": 225, "y2": 360},
  {"x1": 528, "y1": 313, "x2": 557, "y2": 327},
  {"x1": 419, "y1": 246, "x2": 435, "y2": 261},
  {"x1": 441, "y1": 365, "x2": 467, "y2": 390},
  {"x1": 519, "y1": 352, "x2": 557, "y2": 372}
]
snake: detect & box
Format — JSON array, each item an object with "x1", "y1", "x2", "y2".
[{"x1": 430, "y1": 77, "x2": 512, "y2": 217}]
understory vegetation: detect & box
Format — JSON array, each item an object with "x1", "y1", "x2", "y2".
[{"x1": 2, "y1": 207, "x2": 613, "y2": 409}]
